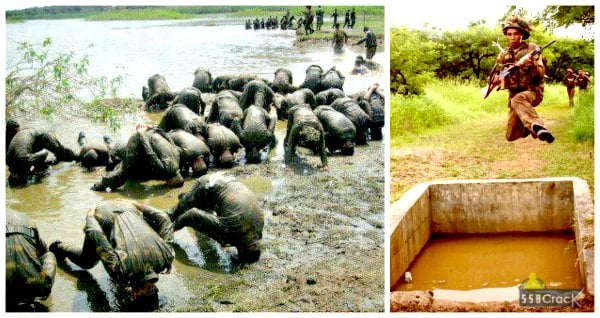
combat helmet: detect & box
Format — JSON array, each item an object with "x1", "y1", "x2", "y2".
[{"x1": 502, "y1": 15, "x2": 533, "y2": 40}]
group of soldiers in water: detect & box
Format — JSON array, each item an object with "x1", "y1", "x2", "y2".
[{"x1": 6, "y1": 58, "x2": 384, "y2": 310}]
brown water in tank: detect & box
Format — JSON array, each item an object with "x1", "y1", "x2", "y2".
[{"x1": 392, "y1": 232, "x2": 582, "y2": 291}]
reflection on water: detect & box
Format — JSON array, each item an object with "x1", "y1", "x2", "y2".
[
  {"x1": 393, "y1": 232, "x2": 583, "y2": 292},
  {"x1": 6, "y1": 17, "x2": 384, "y2": 312}
]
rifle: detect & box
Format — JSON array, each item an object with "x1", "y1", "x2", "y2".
[{"x1": 483, "y1": 39, "x2": 556, "y2": 99}]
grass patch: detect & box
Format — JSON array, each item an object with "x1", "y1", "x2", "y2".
[{"x1": 390, "y1": 80, "x2": 594, "y2": 202}]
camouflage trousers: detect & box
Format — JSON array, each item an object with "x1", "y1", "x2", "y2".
[{"x1": 505, "y1": 90, "x2": 544, "y2": 141}]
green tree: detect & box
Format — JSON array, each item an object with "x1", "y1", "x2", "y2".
[
  {"x1": 390, "y1": 26, "x2": 439, "y2": 95},
  {"x1": 541, "y1": 6, "x2": 594, "y2": 29},
  {"x1": 436, "y1": 24, "x2": 499, "y2": 83},
  {"x1": 544, "y1": 37, "x2": 594, "y2": 81},
  {"x1": 5, "y1": 37, "x2": 137, "y2": 129}
]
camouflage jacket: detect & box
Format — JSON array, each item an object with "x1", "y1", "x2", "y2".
[
  {"x1": 6, "y1": 211, "x2": 56, "y2": 304},
  {"x1": 82, "y1": 201, "x2": 174, "y2": 285},
  {"x1": 495, "y1": 42, "x2": 545, "y2": 96}
]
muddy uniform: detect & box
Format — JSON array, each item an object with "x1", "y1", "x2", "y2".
[
  {"x1": 50, "y1": 200, "x2": 174, "y2": 288},
  {"x1": 315, "y1": 7, "x2": 324, "y2": 31},
  {"x1": 355, "y1": 29, "x2": 377, "y2": 59},
  {"x1": 562, "y1": 70, "x2": 576, "y2": 107},
  {"x1": 6, "y1": 128, "x2": 78, "y2": 185},
  {"x1": 495, "y1": 42, "x2": 548, "y2": 141},
  {"x1": 332, "y1": 28, "x2": 348, "y2": 54},
  {"x1": 284, "y1": 105, "x2": 328, "y2": 166},
  {"x1": 6, "y1": 211, "x2": 57, "y2": 306},
  {"x1": 170, "y1": 173, "x2": 264, "y2": 263},
  {"x1": 92, "y1": 127, "x2": 183, "y2": 191}
]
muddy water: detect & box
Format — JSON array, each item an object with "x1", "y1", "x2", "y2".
[
  {"x1": 393, "y1": 232, "x2": 582, "y2": 292},
  {"x1": 5, "y1": 17, "x2": 385, "y2": 312}
]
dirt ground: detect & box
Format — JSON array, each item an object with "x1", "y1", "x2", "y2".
[{"x1": 390, "y1": 291, "x2": 594, "y2": 312}]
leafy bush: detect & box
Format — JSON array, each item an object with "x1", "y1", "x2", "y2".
[{"x1": 6, "y1": 37, "x2": 136, "y2": 129}]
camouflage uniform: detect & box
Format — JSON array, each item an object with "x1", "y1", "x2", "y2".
[
  {"x1": 332, "y1": 26, "x2": 348, "y2": 54},
  {"x1": 562, "y1": 69, "x2": 576, "y2": 107},
  {"x1": 50, "y1": 200, "x2": 174, "y2": 287},
  {"x1": 284, "y1": 104, "x2": 328, "y2": 166},
  {"x1": 494, "y1": 31, "x2": 550, "y2": 141},
  {"x1": 576, "y1": 70, "x2": 591, "y2": 90},
  {"x1": 355, "y1": 28, "x2": 377, "y2": 59},
  {"x1": 6, "y1": 211, "x2": 56, "y2": 306},
  {"x1": 92, "y1": 126, "x2": 183, "y2": 191},
  {"x1": 170, "y1": 173, "x2": 264, "y2": 263},
  {"x1": 6, "y1": 128, "x2": 78, "y2": 185}
]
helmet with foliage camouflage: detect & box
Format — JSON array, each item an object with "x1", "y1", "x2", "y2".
[{"x1": 502, "y1": 15, "x2": 533, "y2": 40}]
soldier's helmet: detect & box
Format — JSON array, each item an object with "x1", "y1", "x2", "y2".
[
  {"x1": 502, "y1": 15, "x2": 533, "y2": 40},
  {"x1": 567, "y1": 68, "x2": 573, "y2": 73}
]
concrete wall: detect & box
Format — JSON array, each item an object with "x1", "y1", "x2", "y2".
[
  {"x1": 390, "y1": 177, "x2": 594, "y2": 296},
  {"x1": 389, "y1": 183, "x2": 431, "y2": 290},
  {"x1": 429, "y1": 179, "x2": 574, "y2": 233}
]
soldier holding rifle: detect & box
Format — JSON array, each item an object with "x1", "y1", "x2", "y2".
[{"x1": 484, "y1": 15, "x2": 555, "y2": 143}]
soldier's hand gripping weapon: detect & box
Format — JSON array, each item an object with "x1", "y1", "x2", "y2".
[{"x1": 483, "y1": 39, "x2": 556, "y2": 99}]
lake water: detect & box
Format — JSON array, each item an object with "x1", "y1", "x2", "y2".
[{"x1": 5, "y1": 17, "x2": 386, "y2": 312}]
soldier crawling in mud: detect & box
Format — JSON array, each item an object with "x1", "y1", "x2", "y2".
[
  {"x1": 6, "y1": 211, "x2": 57, "y2": 311},
  {"x1": 91, "y1": 124, "x2": 184, "y2": 191},
  {"x1": 76, "y1": 132, "x2": 118, "y2": 170},
  {"x1": 49, "y1": 199, "x2": 174, "y2": 307},
  {"x1": 486, "y1": 15, "x2": 554, "y2": 143},
  {"x1": 170, "y1": 172, "x2": 264, "y2": 264},
  {"x1": 6, "y1": 120, "x2": 79, "y2": 186},
  {"x1": 284, "y1": 104, "x2": 328, "y2": 171}
]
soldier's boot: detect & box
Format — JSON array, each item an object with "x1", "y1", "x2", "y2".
[{"x1": 533, "y1": 124, "x2": 555, "y2": 144}]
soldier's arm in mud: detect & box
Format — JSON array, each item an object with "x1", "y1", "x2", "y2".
[
  {"x1": 133, "y1": 202, "x2": 174, "y2": 246},
  {"x1": 92, "y1": 161, "x2": 127, "y2": 191},
  {"x1": 82, "y1": 210, "x2": 126, "y2": 281},
  {"x1": 172, "y1": 207, "x2": 224, "y2": 243},
  {"x1": 317, "y1": 128, "x2": 329, "y2": 168},
  {"x1": 284, "y1": 124, "x2": 300, "y2": 165}
]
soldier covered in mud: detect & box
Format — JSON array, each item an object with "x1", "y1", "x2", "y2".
[
  {"x1": 76, "y1": 132, "x2": 117, "y2": 170},
  {"x1": 6, "y1": 211, "x2": 57, "y2": 311},
  {"x1": 91, "y1": 124, "x2": 184, "y2": 191},
  {"x1": 143, "y1": 74, "x2": 175, "y2": 112},
  {"x1": 240, "y1": 105, "x2": 277, "y2": 163},
  {"x1": 359, "y1": 83, "x2": 385, "y2": 140},
  {"x1": 332, "y1": 23, "x2": 348, "y2": 55},
  {"x1": 167, "y1": 129, "x2": 210, "y2": 177},
  {"x1": 576, "y1": 69, "x2": 591, "y2": 90},
  {"x1": 284, "y1": 104, "x2": 328, "y2": 170},
  {"x1": 172, "y1": 86, "x2": 206, "y2": 115},
  {"x1": 170, "y1": 172, "x2": 264, "y2": 264},
  {"x1": 314, "y1": 105, "x2": 356, "y2": 155},
  {"x1": 353, "y1": 26, "x2": 378, "y2": 60},
  {"x1": 6, "y1": 120, "x2": 79, "y2": 186},
  {"x1": 49, "y1": 199, "x2": 174, "y2": 306},
  {"x1": 239, "y1": 79, "x2": 275, "y2": 111},
  {"x1": 562, "y1": 68, "x2": 576, "y2": 107}
]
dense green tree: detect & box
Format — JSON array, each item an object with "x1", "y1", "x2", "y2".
[
  {"x1": 541, "y1": 6, "x2": 594, "y2": 28},
  {"x1": 436, "y1": 24, "x2": 499, "y2": 83},
  {"x1": 545, "y1": 37, "x2": 594, "y2": 81},
  {"x1": 390, "y1": 26, "x2": 439, "y2": 95}
]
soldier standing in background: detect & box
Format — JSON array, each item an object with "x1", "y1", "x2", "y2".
[{"x1": 562, "y1": 68, "x2": 576, "y2": 107}]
